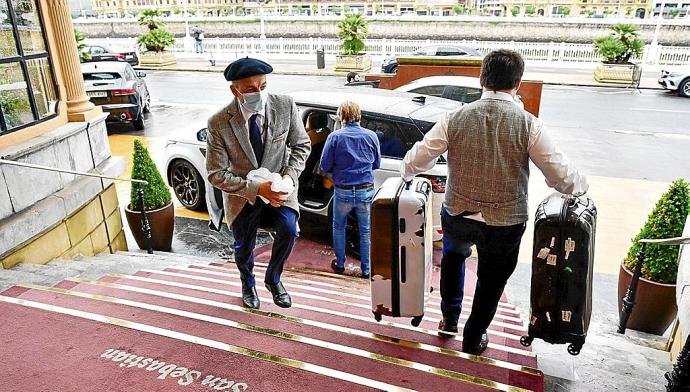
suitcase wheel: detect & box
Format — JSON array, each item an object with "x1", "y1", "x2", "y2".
[
  {"x1": 520, "y1": 336, "x2": 533, "y2": 347},
  {"x1": 411, "y1": 316, "x2": 423, "y2": 327},
  {"x1": 567, "y1": 343, "x2": 582, "y2": 356},
  {"x1": 373, "y1": 312, "x2": 382, "y2": 322}
]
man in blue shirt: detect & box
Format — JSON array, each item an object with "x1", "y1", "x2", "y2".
[{"x1": 320, "y1": 101, "x2": 381, "y2": 278}]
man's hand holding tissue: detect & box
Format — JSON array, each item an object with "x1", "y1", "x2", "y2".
[{"x1": 258, "y1": 181, "x2": 288, "y2": 207}]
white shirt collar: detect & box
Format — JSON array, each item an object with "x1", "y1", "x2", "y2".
[
  {"x1": 237, "y1": 98, "x2": 266, "y2": 123},
  {"x1": 480, "y1": 90, "x2": 515, "y2": 102}
]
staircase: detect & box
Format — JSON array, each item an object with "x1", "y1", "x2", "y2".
[{"x1": 0, "y1": 251, "x2": 544, "y2": 392}]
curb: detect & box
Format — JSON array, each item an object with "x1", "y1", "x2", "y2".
[{"x1": 135, "y1": 65, "x2": 665, "y2": 90}]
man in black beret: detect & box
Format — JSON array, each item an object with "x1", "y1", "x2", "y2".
[{"x1": 206, "y1": 57, "x2": 311, "y2": 309}]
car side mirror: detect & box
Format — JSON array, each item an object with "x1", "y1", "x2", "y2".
[
  {"x1": 136, "y1": 71, "x2": 147, "y2": 78},
  {"x1": 197, "y1": 128, "x2": 208, "y2": 143}
]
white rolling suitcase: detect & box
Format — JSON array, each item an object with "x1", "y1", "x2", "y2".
[{"x1": 370, "y1": 177, "x2": 434, "y2": 326}]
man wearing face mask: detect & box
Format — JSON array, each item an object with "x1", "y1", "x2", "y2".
[{"x1": 206, "y1": 57, "x2": 311, "y2": 310}]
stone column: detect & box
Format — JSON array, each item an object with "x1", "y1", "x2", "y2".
[{"x1": 45, "y1": 0, "x2": 102, "y2": 122}]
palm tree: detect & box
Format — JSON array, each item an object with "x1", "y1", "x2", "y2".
[
  {"x1": 338, "y1": 14, "x2": 368, "y2": 56},
  {"x1": 139, "y1": 9, "x2": 163, "y2": 31}
]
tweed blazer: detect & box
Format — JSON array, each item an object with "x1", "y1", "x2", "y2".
[{"x1": 206, "y1": 93, "x2": 311, "y2": 228}]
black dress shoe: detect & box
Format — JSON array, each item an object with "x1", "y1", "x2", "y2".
[
  {"x1": 438, "y1": 317, "x2": 459, "y2": 339},
  {"x1": 331, "y1": 259, "x2": 345, "y2": 274},
  {"x1": 265, "y1": 282, "x2": 292, "y2": 308},
  {"x1": 462, "y1": 332, "x2": 489, "y2": 356},
  {"x1": 361, "y1": 272, "x2": 370, "y2": 279},
  {"x1": 241, "y1": 286, "x2": 260, "y2": 309}
]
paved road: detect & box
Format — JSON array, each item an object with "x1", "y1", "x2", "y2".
[{"x1": 126, "y1": 70, "x2": 690, "y2": 182}]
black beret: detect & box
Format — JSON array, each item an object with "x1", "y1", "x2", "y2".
[{"x1": 224, "y1": 57, "x2": 273, "y2": 81}]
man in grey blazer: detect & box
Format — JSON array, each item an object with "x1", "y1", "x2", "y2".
[{"x1": 206, "y1": 58, "x2": 311, "y2": 310}]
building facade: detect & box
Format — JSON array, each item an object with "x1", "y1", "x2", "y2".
[{"x1": 0, "y1": 0, "x2": 128, "y2": 269}]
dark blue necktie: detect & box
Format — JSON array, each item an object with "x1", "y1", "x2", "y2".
[{"x1": 248, "y1": 113, "x2": 263, "y2": 164}]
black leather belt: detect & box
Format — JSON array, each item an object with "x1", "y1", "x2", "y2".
[{"x1": 335, "y1": 183, "x2": 374, "y2": 190}]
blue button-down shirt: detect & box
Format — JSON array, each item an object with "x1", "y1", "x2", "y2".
[{"x1": 320, "y1": 122, "x2": 381, "y2": 187}]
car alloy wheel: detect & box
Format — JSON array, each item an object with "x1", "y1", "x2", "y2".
[
  {"x1": 143, "y1": 93, "x2": 151, "y2": 113},
  {"x1": 679, "y1": 78, "x2": 690, "y2": 98},
  {"x1": 171, "y1": 160, "x2": 206, "y2": 211}
]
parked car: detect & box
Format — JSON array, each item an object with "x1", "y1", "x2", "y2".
[
  {"x1": 81, "y1": 61, "x2": 151, "y2": 130},
  {"x1": 164, "y1": 88, "x2": 462, "y2": 243},
  {"x1": 381, "y1": 45, "x2": 483, "y2": 74},
  {"x1": 85, "y1": 45, "x2": 139, "y2": 66},
  {"x1": 394, "y1": 75, "x2": 483, "y2": 104},
  {"x1": 659, "y1": 68, "x2": 690, "y2": 97}
]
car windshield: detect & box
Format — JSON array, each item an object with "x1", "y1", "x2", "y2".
[{"x1": 82, "y1": 72, "x2": 121, "y2": 81}]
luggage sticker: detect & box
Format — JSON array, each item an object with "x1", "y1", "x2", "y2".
[
  {"x1": 530, "y1": 315, "x2": 538, "y2": 326},
  {"x1": 537, "y1": 247, "x2": 550, "y2": 260},
  {"x1": 547, "y1": 255, "x2": 558, "y2": 266},
  {"x1": 550, "y1": 237, "x2": 556, "y2": 247},
  {"x1": 562, "y1": 311, "x2": 572, "y2": 322},
  {"x1": 545, "y1": 312, "x2": 551, "y2": 323},
  {"x1": 565, "y1": 238, "x2": 576, "y2": 260}
]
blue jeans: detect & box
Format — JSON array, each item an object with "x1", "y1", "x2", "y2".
[
  {"x1": 440, "y1": 207, "x2": 526, "y2": 347},
  {"x1": 332, "y1": 186, "x2": 375, "y2": 275},
  {"x1": 231, "y1": 200, "x2": 299, "y2": 288},
  {"x1": 195, "y1": 40, "x2": 203, "y2": 53}
]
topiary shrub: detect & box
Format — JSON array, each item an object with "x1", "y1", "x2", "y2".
[
  {"x1": 129, "y1": 139, "x2": 172, "y2": 211},
  {"x1": 624, "y1": 179, "x2": 690, "y2": 284}
]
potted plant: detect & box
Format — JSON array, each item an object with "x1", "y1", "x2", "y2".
[
  {"x1": 137, "y1": 9, "x2": 176, "y2": 67},
  {"x1": 75, "y1": 29, "x2": 91, "y2": 63},
  {"x1": 618, "y1": 179, "x2": 690, "y2": 335},
  {"x1": 593, "y1": 23, "x2": 645, "y2": 83},
  {"x1": 334, "y1": 14, "x2": 371, "y2": 73},
  {"x1": 124, "y1": 139, "x2": 175, "y2": 252}
]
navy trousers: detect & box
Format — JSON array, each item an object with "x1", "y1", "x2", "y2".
[
  {"x1": 440, "y1": 207, "x2": 526, "y2": 347},
  {"x1": 231, "y1": 200, "x2": 299, "y2": 288}
]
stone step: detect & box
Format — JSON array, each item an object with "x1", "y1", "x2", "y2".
[{"x1": 0, "y1": 252, "x2": 544, "y2": 391}]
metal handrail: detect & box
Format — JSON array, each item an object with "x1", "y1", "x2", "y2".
[
  {"x1": 0, "y1": 158, "x2": 148, "y2": 185},
  {"x1": 618, "y1": 236, "x2": 690, "y2": 391},
  {"x1": 0, "y1": 158, "x2": 153, "y2": 254}
]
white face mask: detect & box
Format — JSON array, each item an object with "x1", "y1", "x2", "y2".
[{"x1": 240, "y1": 90, "x2": 268, "y2": 113}]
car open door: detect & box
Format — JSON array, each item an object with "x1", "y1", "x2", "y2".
[{"x1": 196, "y1": 128, "x2": 225, "y2": 231}]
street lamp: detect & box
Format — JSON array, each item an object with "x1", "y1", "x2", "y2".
[{"x1": 651, "y1": 0, "x2": 666, "y2": 46}]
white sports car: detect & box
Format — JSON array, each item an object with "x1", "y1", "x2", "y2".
[{"x1": 659, "y1": 67, "x2": 690, "y2": 98}]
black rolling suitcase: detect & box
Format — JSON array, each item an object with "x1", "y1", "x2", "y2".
[{"x1": 520, "y1": 193, "x2": 597, "y2": 355}]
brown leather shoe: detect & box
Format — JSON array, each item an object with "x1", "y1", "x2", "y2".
[{"x1": 438, "y1": 317, "x2": 459, "y2": 339}]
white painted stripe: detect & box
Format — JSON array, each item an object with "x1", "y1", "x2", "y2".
[
  {"x1": 64, "y1": 277, "x2": 540, "y2": 376},
  {"x1": 196, "y1": 264, "x2": 524, "y2": 316},
  {"x1": 608, "y1": 129, "x2": 690, "y2": 140},
  {"x1": 0, "y1": 295, "x2": 414, "y2": 392},
  {"x1": 21, "y1": 284, "x2": 527, "y2": 392},
  {"x1": 226, "y1": 262, "x2": 519, "y2": 310},
  {"x1": 177, "y1": 266, "x2": 525, "y2": 325},
  {"x1": 145, "y1": 269, "x2": 527, "y2": 333},
  {"x1": 630, "y1": 107, "x2": 690, "y2": 114},
  {"x1": 118, "y1": 274, "x2": 534, "y2": 356},
  {"x1": 163, "y1": 267, "x2": 527, "y2": 332}
]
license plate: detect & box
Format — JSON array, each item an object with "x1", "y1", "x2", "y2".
[
  {"x1": 125, "y1": 55, "x2": 133, "y2": 59},
  {"x1": 87, "y1": 91, "x2": 107, "y2": 98}
]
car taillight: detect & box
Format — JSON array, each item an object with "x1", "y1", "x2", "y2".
[
  {"x1": 115, "y1": 53, "x2": 125, "y2": 60},
  {"x1": 112, "y1": 89, "x2": 136, "y2": 96},
  {"x1": 420, "y1": 175, "x2": 446, "y2": 193}
]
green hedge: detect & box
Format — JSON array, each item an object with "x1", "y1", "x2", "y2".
[{"x1": 624, "y1": 179, "x2": 690, "y2": 284}]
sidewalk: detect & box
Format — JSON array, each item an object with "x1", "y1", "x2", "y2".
[{"x1": 137, "y1": 55, "x2": 666, "y2": 90}]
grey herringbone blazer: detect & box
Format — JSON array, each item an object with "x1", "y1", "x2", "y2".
[{"x1": 206, "y1": 93, "x2": 311, "y2": 228}]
